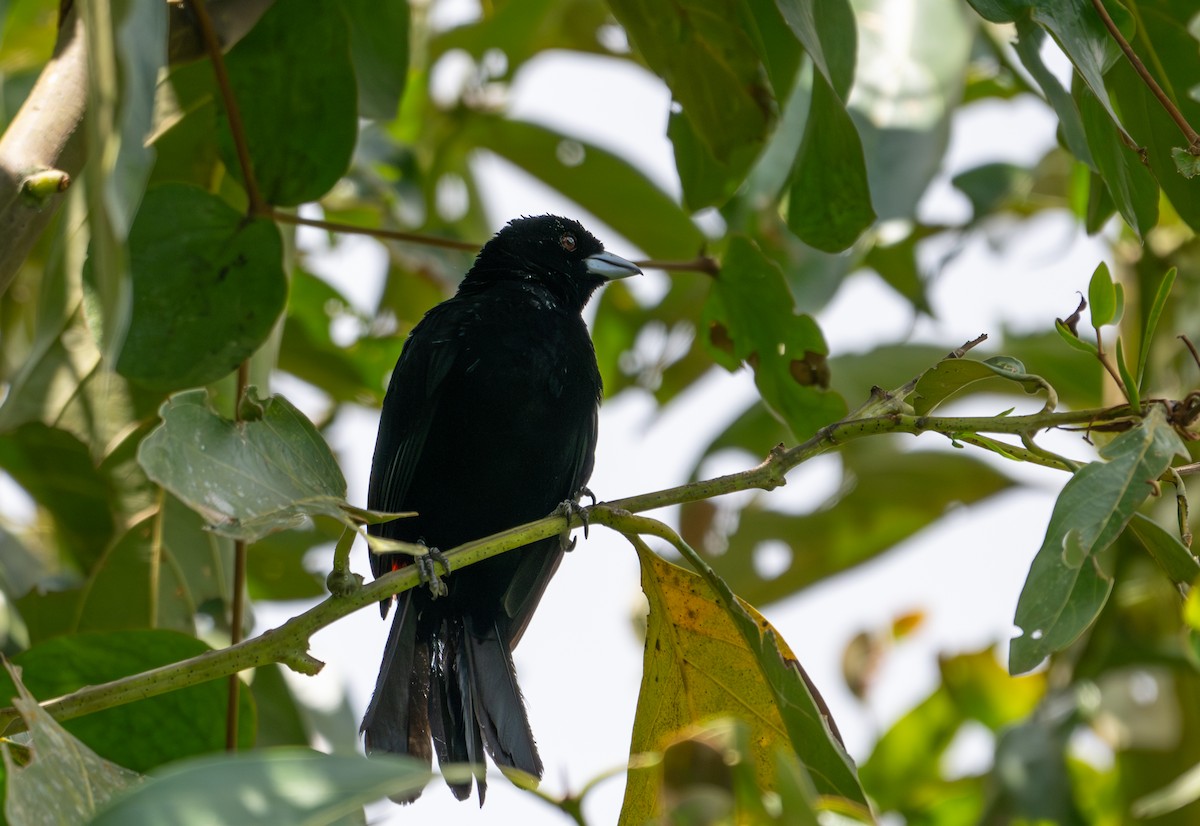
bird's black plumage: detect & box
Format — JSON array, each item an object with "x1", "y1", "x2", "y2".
[{"x1": 361, "y1": 215, "x2": 640, "y2": 803}]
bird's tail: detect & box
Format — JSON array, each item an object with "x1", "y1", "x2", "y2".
[
  {"x1": 427, "y1": 616, "x2": 543, "y2": 803},
  {"x1": 361, "y1": 595, "x2": 431, "y2": 803},
  {"x1": 463, "y1": 617, "x2": 543, "y2": 780},
  {"x1": 364, "y1": 603, "x2": 543, "y2": 804}
]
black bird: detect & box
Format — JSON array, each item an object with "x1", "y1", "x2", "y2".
[{"x1": 361, "y1": 215, "x2": 641, "y2": 802}]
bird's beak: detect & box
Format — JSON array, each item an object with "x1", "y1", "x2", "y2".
[{"x1": 585, "y1": 250, "x2": 642, "y2": 281}]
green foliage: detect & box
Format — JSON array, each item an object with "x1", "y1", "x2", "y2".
[
  {"x1": 1011, "y1": 406, "x2": 1187, "y2": 674},
  {"x1": 216, "y1": 0, "x2": 358, "y2": 206},
  {"x1": 1, "y1": 0, "x2": 1199, "y2": 823},
  {"x1": 90, "y1": 748, "x2": 431, "y2": 825},
  {"x1": 94, "y1": 184, "x2": 286, "y2": 390},
  {"x1": 3, "y1": 631, "x2": 255, "y2": 771}
]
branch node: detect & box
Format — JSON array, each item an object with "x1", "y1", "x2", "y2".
[
  {"x1": 20, "y1": 169, "x2": 71, "y2": 204},
  {"x1": 281, "y1": 650, "x2": 324, "y2": 676},
  {"x1": 325, "y1": 568, "x2": 363, "y2": 597}
]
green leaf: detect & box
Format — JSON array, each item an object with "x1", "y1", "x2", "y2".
[
  {"x1": 952, "y1": 162, "x2": 1035, "y2": 219},
  {"x1": 786, "y1": 71, "x2": 876, "y2": 251},
  {"x1": 81, "y1": 0, "x2": 170, "y2": 366},
  {"x1": 667, "y1": 87, "x2": 762, "y2": 209},
  {"x1": 1007, "y1": 18, "x2": 1094, "y2": 168},
  {"x1": 250, "y1": 665, "x2": 310, "y2": 749},
  {"x1": 101, "y1": 183, "x2": 286, "y2": 391},
  {"x1": 774, "y1": 0, "x2": 857, "y2": 99},
  {"x1": 341, "y1": 0, "x2": 408, "y2": 119},
  {"x1": 247, "y1": 519, "x2": 338, "y2": 601},
  {"x1": 1173, "y1": 147, "x2": 1200, "y2": 179},
  {"x1": 0, "y1": 423, "x2": 117, "y2": 571},
  {"x1": 462, "y1": 118, "x2": 703, "y2": 259},
  {"x1": 860, "y1": 688, "x2": 964, "y2": 811},
  {"x1": 972, "y1": 0, "x2": 1134, "y2": 146},
  {"x1": 218, "y1": 0, "x2": 357, "y2": 205},
  {"x1": 90, "y1": 748, "x2": 432, "y2": 825},
  {"x1": 1088, "y1": 261, "x2": 1115, "y2": 328},
  {"x1": 1002, "y1": 329, "x2": 1104, "y2": 411},
  {"x1": 938, "y1": 647, "x2": 1046, "y2": 731},
  {"x1": 1107, "y1": 5, "x2": 1200, "y2": 232},
  {"x1": 431, "y1": 0, "x2": 615, "y2": 73},
  {"x1": 278, "y1": 269, "x2": 404, "y2": 406},
  {"x1": 1126, "y1": 512, "x2": 1200, "y2": 587},
  {"x1": 1138, "y1": 267, "x2": 1176, "y2": 384},
  {"x1": 138, "y1": 389, "x2": 357, "y2": 541},
  {"x1": 69, "y1": 496, "x2": 234, "y2": 636},
  {"x1": 861, "y1": 229, "x2": 931, "y2": 313},
  {"x1": 1055, "y1": 318, "x2": 1099, "y2": 355},
  {"x1": 988, "y1": 713, "x2": 1083, "y2": 823},
  {"x1": 4, "y1": 630, "x2": 255, "y2": 772},
  {"x1": 909, "y1": 356, "x2": 1051, "y2": 415},
  {"x1": 1010, "y1": 406, "x2": 1188, "y2": 673},
  {"x1": 1078, "y1": 86, "x2": 1159, "y2": 237},
  {"x1": 2, "y1": 663, "x2": 141, "y2": 825},
  {"x1": 701, "y1": 236, "x2": 846, "y2": 441},
  {"x1": 1116, "y1": 336, "x2": 1139, "y2": 409},
  {"x1": 592, "y1": 275, "x2": 714, "y2": 406},
  {"x1": 606, "y1": 0, "x2": 775, "y2": 165}
]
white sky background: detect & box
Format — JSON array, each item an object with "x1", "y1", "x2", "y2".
[{"x1": 267, "y1": 14, "x2": 1114, "y2": 826}]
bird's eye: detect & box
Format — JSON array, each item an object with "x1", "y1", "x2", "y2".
[{"x1": 560, "y1": 233, "x2": 576, "y2": 252}]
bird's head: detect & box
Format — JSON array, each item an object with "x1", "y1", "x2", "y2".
[{"x1": 462, "y1": 215, "x2": 641, "y2": 309}]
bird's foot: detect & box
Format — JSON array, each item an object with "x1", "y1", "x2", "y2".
[
  {"x1": 554, "y1": 491, "x2": 594, "y2": 552},
  {"x1": 417, "y1": 546, "x2": 450, "y2": 598}
]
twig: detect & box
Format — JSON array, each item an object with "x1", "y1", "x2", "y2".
[
  {"x1": 0, "y1": 392, "x2": 1175, "y2": 734},
  {"x1": 188, "y1": 0, "x2": 265, "y2": 213},
  {"x1": 1090, "y1": 0, "x2": 1200, "y2": 153},
  {"x1": 225, "y1": 359, "x2": 251, "y2": 751},
  {"x1": 634, "y1": 255, "x2": 720, "y2": 276},
  {"x1": 268, "y1": 209, "x2": 478, "y2": 252}
]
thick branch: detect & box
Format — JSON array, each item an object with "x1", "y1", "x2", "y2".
[
  {"x1": 0, "y1": 4, "x2": 87, "y2": 296},
  {"x1": 0, "y1": 0, "x2": 275, "y2": 296}
]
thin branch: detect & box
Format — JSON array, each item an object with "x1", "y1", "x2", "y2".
[
  {"x1": 634, "y1": 256, "x2": 720, "y2": 276},
  {"x1": 1090, "y1": 0, "x2": 1200, "y2": 153},
  {"x1": 188, "y1": 0, "x2": 265, "y2": 213},
  {"x1": 1093, "y1": 329, "x2": 1130, "y2": 400},
  {"x1": 270, "y1": 210, "x2": 721, "y2": 275},
  {"x1": 225, "y1": 359, "x2": 251, "y2": 751},
  {"x1": 268, "y1": 210, "x2": 479, "y2": 252},
  {"x1": 0, "y1": 391, "x2": 1177, "y2": 735}
]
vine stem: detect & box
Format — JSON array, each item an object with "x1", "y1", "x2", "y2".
[{"x1": 1090, "y1": 0, "x2": 1200, "y2": 153}]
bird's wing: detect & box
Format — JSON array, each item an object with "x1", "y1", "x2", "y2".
[
  {"x1": 367, "y1": 301, "x2": 467, "y2": 578},
  {"x1": 501, "y1": 403, "x2": 599, "y2": 645}
]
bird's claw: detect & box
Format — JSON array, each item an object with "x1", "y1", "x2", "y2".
[
  {"x1": 417, "y1": 546, "x2": 450, "y2": 598},
  {"x1": 554, "y1": 493, "x2": 593, "y2": 552}
]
